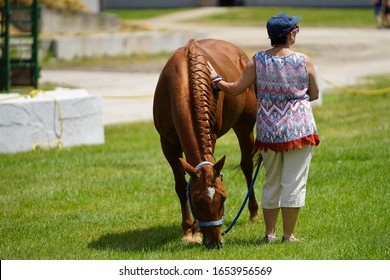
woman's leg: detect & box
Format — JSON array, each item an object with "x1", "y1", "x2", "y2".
[
  {"x1": 280, "y1": 145, "x2": 313, "y2": 240},
  {"x1": 263, "y1": 208, "x2": 280, "y2": 237},
  {"x1": 260, "y1": 150, "x2": 283, "y2": 239},
  {"x1": 281, "y1": 207, "x2": 300, "y2": 239}
]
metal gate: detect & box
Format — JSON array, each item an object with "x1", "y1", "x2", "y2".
[{"x1": 0, "y1": 0, "x2": 40, "y2": 92}]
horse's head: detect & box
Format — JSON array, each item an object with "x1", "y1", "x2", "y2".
[{"x1": 179, "y1": 156, "x2": 227, "y2": 249}]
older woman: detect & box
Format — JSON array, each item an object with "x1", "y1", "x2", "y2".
[{"x1": 208, "y1": 13, "x2": 320, "y2": 243}]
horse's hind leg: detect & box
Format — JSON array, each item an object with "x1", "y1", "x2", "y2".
[
  {"x1": 233, "y1": 124, "x2": 260, "y2": 221},
  {"x1": 159, "y1": 136, "x2": 201, "y2": 243}
]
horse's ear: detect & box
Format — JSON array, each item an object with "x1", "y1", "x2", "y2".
[
  {"x1": 213, "y1": 156, "x2": 226, "y2": 175},
  {"x1": 179, "y1": 158, "x2": 197, "y2": 180}
]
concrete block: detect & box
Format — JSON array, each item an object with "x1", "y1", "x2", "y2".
[
  {"x1": 40, "y1": 6, "x2": 119, "y2": 33},
  {"x1": 0, "y1": 88, "x2": 105, "y2": 154},
  {"x1": 48, "y1": 31, "x2": 206, "y2": 60}
]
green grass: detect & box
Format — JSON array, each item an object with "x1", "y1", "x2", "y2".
[
  {"x1": 193, "y1": 7, "x2": 376, "y2": 27},
  {"x1": 0, "y1": 75, "x2": 389, "y2": 260},
  {"x1": 41, "y1": 52, "x2": 170, "y2": 70},
  {"x1": 107, "y1": 7, "x2": 377, "y2": 28},
  {"x1": 105, "y1": 8, "x2": 192, "y2": 20}
]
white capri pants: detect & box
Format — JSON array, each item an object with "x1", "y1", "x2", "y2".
[{"x1": 260, "y1": 145, "x2": 313, "y2": 209}]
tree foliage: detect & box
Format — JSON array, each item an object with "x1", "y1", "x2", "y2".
[{"x1": 0, "y1": 0, "x2": 87, "y2": 12}]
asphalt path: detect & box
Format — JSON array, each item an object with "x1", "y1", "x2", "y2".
[{"x1": 40, "y1": 8, "x2": 390, "y2": 125}]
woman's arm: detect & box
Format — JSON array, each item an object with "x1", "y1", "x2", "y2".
[
  {"x1": 305, "y1": 55, "x2": 320, "y2": 101},
  {"x1": 207, "y1": 59, "x2": 256, "y2": 96}
]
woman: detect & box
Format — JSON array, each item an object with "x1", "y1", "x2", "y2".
[
  {"x1": 371, "y1": 0, "x2": 383, "y2": 29},
  {"x1": 383, "y1": 0, "x2": 390, "y2": 28},
  {"x1": 207, "y1": 13, "x2": 320, "y2": 243}
]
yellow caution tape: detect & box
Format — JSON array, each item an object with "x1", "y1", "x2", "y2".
[
  {"x1": 102, "y1": 95, "x2": 152, "y2": 99},
  {"x1": 0, "y1": 89, "x2": 44, "y2": 102},
  {"x1": 32, "y1": 95, "x2": 64, "y2": 151}
]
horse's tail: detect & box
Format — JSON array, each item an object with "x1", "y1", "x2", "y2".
[{"x1": 185, "y1": 39, "x2": 218, "y2": 155}]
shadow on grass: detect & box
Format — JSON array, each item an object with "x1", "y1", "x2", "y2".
[
  {"x1": 88, "y1": 225, "x2": 180, "y2": 252},
  {"x1": 227, "y1": 236, "x2": 271, "y2": 247}
]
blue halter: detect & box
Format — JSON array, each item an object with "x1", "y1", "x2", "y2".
[{"x1": 186, "y1": 161, "x2": 225, "y2": 227}]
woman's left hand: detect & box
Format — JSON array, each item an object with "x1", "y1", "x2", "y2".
[{"x1": 207, "y1": 61, "x2": 224, "y2": 92}]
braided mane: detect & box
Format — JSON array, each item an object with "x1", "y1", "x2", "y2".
[{"x1": 187, "y1": 40, "x2": 218, "y2": 158}]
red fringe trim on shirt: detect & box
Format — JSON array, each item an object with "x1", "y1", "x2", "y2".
[{"x1": 255, "y1": 134, "x2": 320, "y2": 152}]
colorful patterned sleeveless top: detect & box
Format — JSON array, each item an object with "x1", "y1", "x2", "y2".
[{"x1": 254, "y1": 50, "x2": 320, "y2": 152}]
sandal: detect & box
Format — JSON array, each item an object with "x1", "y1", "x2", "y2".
[
  {"x1": 263, "y1": 235, "x2": 278, "y2": 243},
  {"x1": 282, "y1": 236, "x2": 305, "y2": 243}
]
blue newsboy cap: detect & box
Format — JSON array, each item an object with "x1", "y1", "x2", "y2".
[{"x1": 266, "y1": 13, "x2": 302, "y2": 39}]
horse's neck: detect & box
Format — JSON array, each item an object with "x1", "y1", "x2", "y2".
[
  {"x1": 184, "y1": 41, "x2": 219, "y2": 165},
  {"x1": 179, "y1": 92, "x2": 217, "y2": 166},
  {"x1": 184, "y1": 126, "x2": 216, "y2": 167},
  {"x1": 188, "y1": 60, "x2": 218, "y2": 164}
]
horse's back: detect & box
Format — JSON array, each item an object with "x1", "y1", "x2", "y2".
[{"x1": 197, "y1": 39, "x2": 257, "y2": 134}]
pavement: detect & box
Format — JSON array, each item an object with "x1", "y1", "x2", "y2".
[
  {"x1": 41, "y1": 70, "x2": 159, "y2": 124},
  {"x1": 40, "y1": 7, "x2": 390, "y2": 125}
]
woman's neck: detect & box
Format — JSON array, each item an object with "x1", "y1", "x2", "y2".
[
  {"x1": 274, "y1": 43, "x2": 289, "y2": 48},
  {"x1": 266, "y1": 45, "x2": 293, "y2": 57}
]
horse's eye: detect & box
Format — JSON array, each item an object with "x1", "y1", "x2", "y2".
[{"x1": 193, "y1": 197, "x2": 201, "y2": 206}]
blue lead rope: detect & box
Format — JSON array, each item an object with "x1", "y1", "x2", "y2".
[{"x1": 222, "y1": 155, "x2": 263, "y2": 236}]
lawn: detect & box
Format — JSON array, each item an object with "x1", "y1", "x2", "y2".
[
  {"x1": 106, "y1": 7, "x2": 377, "y2": 28},
  {"x1": 0, "y1": 75, "x2": 389, "y2": 260},
  {"x1": 191, "y1": 7, "x2": 376, "y2": 27},
  {"x1": 105, "y1": 8, "x2": 192, "y2": 20}
]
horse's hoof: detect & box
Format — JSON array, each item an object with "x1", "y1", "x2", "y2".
[
  {"x1": 192, "y1": 232, "x2": 202, "y2": 244},
  {"x1": 249, "y1": 214, "x2": 260, "y2": 222},
  {"x1": 181, "y1": 234, "x2": 202, "y2": 244},
  {"x1": 181, "y1": 234, "x2": 193, "y2": 243}
]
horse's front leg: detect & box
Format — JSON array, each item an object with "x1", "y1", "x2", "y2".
[
  {"x1": 160, "y1": 136, "x2": 201, "y2": 243},
  {"x1": 173, "y1": 165, "x2": 202, "y2": 244}
]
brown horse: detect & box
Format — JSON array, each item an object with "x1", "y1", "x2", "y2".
[{"x1": 153, "y1": 39, "x2": 259, "y2": 248}]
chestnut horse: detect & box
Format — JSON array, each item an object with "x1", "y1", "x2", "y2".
[{"x1": 153, "y1": 39, "x2": 259, "y2": 248}]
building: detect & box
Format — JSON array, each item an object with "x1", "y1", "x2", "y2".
[{"x1": 82, "y1": 0, "x2": 101, "y2": 12}]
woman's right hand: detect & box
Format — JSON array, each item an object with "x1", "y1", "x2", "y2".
[{"x1": 207, "y1": 61, "x2": 219, "y2": 80}]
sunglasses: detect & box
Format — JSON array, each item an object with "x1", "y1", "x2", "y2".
[{"x1": 291, "y1": 26, "x2": 300, "y2": 35}]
